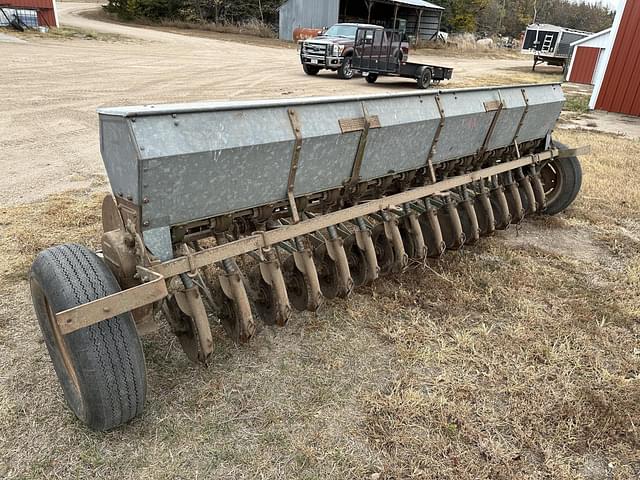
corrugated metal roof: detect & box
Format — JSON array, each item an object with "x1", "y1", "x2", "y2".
[
  {"x1": 279, "y1": 0, "x2": 444, "y2": 11},
  {"x1": 387, "y1": 0, "x2": 444, "y2": 10}
]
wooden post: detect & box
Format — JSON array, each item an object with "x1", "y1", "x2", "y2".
[
  {"x1": 433, "y1": 11, "x2": 443, "y2": 40},
  {"x1": 416, "y1": 9, "x2": 422, "y2": 44}
]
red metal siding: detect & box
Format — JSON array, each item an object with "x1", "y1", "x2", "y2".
[
  {"x1": 596, "y1": 0, "x2": 640, "y2": 115},
  {"x1": 36, "y1": 9, "x2": 55, "y2": 27},
  {"x1": 3, "y1": 0, "x2": 56, "y2": 27},
  {"x1": 569, "y1": 46, "x2": 600, "y2": 84}
]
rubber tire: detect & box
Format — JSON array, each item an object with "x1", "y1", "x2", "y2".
[
  {"x1": 544, "y1": 142, "x2": 583, "y2": 215},
  {"x1": 303, "y1": 64, "x2": 320, "y2": 76},
  {"x1": 30, "y1": 244, "x2": 146, "y2": 431},
  {"x1": 417, "y1": 68, "x2": 432, "y2": 89},
  {"x1": 337, "y1": 55, "x2": 354, "y2": 79},
  {"x1": 365, "y1": 73, "x2": 379, "y2": 84}
]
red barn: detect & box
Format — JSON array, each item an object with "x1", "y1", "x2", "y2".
[
  {"x1": 590, "y1": 0, "x2": 640, "y2": 116},
  {"x1": 0, "y1": 0, "x2": 58, "y2": 28}
]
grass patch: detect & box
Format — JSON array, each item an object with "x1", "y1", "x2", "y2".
[
  {"x1": 81, "y1": 9, "x2": 285, "y2": 48},
  {"x1": 4, "y1": 25, "x2": 132, "y2": 42},
  {"x1": 564, "y1": 94, "x2": 591, "y2": 113},
  {"x1": 153, "y1": 17, "x2": 276, "y2": 39},
  {"x1": 0, "y1": 190, "x2": 103, "y2": 285}
]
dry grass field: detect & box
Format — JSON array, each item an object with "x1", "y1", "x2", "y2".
[
  {"x1": 1, "y1": 128, "x2": 639, "y2": 479},
  {"x1": 1, "y1": 5, "x2": 639, "y2": 478}
]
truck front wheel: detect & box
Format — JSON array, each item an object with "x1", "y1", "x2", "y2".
[
  {"x1": 337, "y1": 56, "x2": 354, "y2": 79},
  {"x1": 303, "y1": 64, "x2": 320, "y2": 76}
]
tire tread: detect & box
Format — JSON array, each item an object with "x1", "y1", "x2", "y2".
[{"x1": 31, "y1": 243, "x2": 145, "y2": 430}]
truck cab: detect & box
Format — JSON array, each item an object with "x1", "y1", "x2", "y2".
[{"x1": 299, "y1": 23, "x2": 382, "y2": 79}]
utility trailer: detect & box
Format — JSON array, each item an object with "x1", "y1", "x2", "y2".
[
  {"x1": 352, "y1": 27, "x2": 453, "y2": 89},
  {"x1": 522, "y1": 23, "x2": 592, "y2": 72},
  {"x1": 30, "y1": 84, "x2": 587, "y2": 430}
]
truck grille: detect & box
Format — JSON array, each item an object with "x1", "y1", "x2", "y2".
[{"x1": 303, "y1": 43, "x2": 328, "y2": 56}]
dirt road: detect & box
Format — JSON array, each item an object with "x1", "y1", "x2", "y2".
[{"x1": 0, "y1": 3, "x2": 535, "y2": 206}]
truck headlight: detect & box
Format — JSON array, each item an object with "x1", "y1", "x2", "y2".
[{"x1": 332, "y1": 45, "x2": 344, "y2": 56}]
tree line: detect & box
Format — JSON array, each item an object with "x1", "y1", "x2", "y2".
[
  {"x1": 105, "y1": 0, "x2": 283, "y2": 24},
  {"x1": 454, "y1": 0, "x2": 615, "y2": 37},
  {"x1": 105, "y1": 0, "x2": 614, "y2": 37}
]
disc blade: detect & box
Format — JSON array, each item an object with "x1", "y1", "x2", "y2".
[{"x1": 371, "y1": 222, "x2": 395, "y2": 275}]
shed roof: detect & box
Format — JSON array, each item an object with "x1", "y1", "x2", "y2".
[
  {"x1": 278, "y1": 0, "x2": 444, "y2": 12},
  {"x1": 570, "y1": 28, "x2": 611, "y2": 47},
  {"x1": 381, "y1": 0, "x2": 444, "y2": 10},
  {"x1": 526, "y1": 23, "x2": 592, "y2": 36}
]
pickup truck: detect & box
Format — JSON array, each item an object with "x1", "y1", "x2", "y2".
[{"x1": 300, "y1": 23, "x2": 398, "y2": 79}]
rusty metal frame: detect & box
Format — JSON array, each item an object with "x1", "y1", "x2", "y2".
[
  {"x1": 154, "y1": 149, "x2": 555, "y2": 278},
  {"x1": 425, "y1": 94, "x2": 445, "y2": 183},
  {"x1": 512, "y1": 88, "x2": 530, "y2": 148},
  {"x1": 55, "y1": 266, "x2": 168, "y2": 335},
  {"x1": 287, "y1": 108, "x2": 303, "y2": 223},
  {"x1": 555, "y1": 145, "x2": 590, "y2": 158},
  {"x1": 346, "y1": 103, "x2": 379, "y2": 189},
  {"x1": 477, "y1": 98, "x2": 504, "y2": 161},
  {"x1": 54, "y1": 149, "x2": 560, "y2": 335}
]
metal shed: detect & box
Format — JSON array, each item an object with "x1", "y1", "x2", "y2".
[
  {"x1": 590, "y1": 0, "x2": 640, "y2": 116},
  {"x1": 278, "y1": 0, "x2": 443, "y2": 42},
  {"x1": 566, "y1": 29, "x2": 610, "y2": 85}
]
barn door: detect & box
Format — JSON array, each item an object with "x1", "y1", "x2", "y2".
[{"x1": 569, "y1": 46, "x2": 600, "y2": 85}]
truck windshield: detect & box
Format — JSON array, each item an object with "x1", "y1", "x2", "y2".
[{"x1": 323, "y1": 25, "x2": 358, "y2": 39}]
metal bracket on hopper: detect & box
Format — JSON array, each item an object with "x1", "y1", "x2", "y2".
[
  {"x1": 512, "y1": 88, "x2": 530, "y2": 153},
  {"x1": 477, "y1": 96, "x2": 504, "y2": 162},
  {"x1": 425, "y1": 94, "x2": 445, "y2": 183},
  {"x1": 287, "y1": 108, "x2": 303, "y2": 223},
  {"x1": 346, "y1": 103, "x2": 379, "y2": 190}
]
